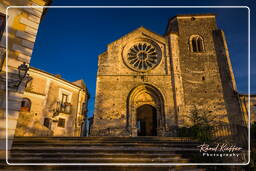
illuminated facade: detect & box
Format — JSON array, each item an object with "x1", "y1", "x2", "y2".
[
  {"x1": 15, "y1": 67, "x2": 89, "y2": 137},
  {"x1": 91, "y1": 14, "x2": 246, "y2": 136}
]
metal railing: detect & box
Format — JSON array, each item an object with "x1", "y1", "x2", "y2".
[
  {"x1": 177, "y1": 124, "x2": 248, "y2": 147},
  {"x1": 212, "y1": 124, "x2": 248, "y2": 147},
  {"x1": 59, "y1": 102, "x2": 72, "y2": 114}
]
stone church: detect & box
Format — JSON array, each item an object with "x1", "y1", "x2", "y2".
[{"x1": 90, "y1": 14, "x2": 246, "y2": 136}]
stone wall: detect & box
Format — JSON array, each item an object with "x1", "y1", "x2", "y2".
[
  {"x1": 92, "y1": 14, "x2": 245, "y2": 137},
  {"x1": 91, "y1": 27, "x2": 176, "y2": 136},
  {"x1": 166, "y1": 14, "x2": 242, "y2": 127},
  {"x1": 0, "y1": 0, "x2": 50, "y2": 153}
]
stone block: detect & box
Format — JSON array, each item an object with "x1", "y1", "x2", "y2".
[
  {"x1": 16, "y1": 30, "x2": 36, "y2": 42},
  {"x1": 19, "y1": 17, "x2": 39, "y2": 30},
  {"x1": 12, "y1": 44, "x2": 32, "y2": 56},
  {"x1": 24, "y1": 26, "x2": 37, "y2": 36},
  {"x1": 21, "y1": 39, "x2": 34, "y2": 49}
]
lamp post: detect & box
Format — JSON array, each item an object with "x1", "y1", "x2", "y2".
[
  {"x1": 16, "y1": 62, "x2": 30, "y2": 87},
  {"x1": 0, "y1": 62, "x2": 31, "y2": 89}
]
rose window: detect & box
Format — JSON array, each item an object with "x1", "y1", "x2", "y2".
[{"x1": 126, "y1": 43, "x2": 161, "y2": 71}]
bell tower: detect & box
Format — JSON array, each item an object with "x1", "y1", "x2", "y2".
[{"x1": 165, "y1": 14, "x2": 244, "y2": 127}]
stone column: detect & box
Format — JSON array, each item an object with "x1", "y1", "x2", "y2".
[
  {"x1": 168, "y1": 33, "x2": 185, "y2": 127},
  {"x1": 0, "y1": 1, "x2": 49, "y2": 159},
  {"x1": 0, "y1": 79, "x2": 27, "y2": 150}
]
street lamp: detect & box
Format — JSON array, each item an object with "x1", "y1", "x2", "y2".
[
  {"x1": 18, "y1": 62, "x2": 29, "y2": 80},
  {"x1": 0, "y1": 62, "x2": 31, "y2": 89},
  {"x1": 16, "y1": 62, "x2": 31, "y2": 88}
]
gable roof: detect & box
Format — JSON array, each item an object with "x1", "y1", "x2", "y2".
[
  {"x1": 108, "y1": 26, "x2": 165, "y2": 47},
  {"x1": 72, "y1": 79, "x2": 86, "y2": 89}
]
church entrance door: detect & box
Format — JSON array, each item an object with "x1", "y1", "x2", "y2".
[{"x1": 136, "y1": 104, "x2": 157, "y2": 136}]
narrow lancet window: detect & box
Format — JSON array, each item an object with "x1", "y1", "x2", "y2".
[{"x1": 190, "y1": 35, "x2": 204, "y2": 52}]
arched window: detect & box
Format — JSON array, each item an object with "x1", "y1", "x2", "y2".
[
  {"x1": 20, "y1": 98, "x2": 31, "y2": 112},
  {"x1": 190, "y1": 35, "x2": 204, "y2": 52}
]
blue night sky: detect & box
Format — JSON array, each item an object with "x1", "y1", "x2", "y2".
[{"x1": 30, "y1": 0, "x2": 256, "y2": 118}]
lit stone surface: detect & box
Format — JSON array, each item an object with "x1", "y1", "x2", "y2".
[
  {"x1": 91, "y1": 15, "x2": 246, "y2": 137},
  {"x1": 15, "y1": 67, "x2": 89, "y2": 137}
]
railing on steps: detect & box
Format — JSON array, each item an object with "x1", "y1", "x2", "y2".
[
  {"x1": 177, "y1": 124, "x2": 248, "y2": 147},
  {"x1": 212, "y1": 124, "x2": 248, "y2": 148}
]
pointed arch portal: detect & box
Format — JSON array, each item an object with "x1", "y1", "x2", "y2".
[{"x1": 127, "y1": 84, "x2": 166, "y2": 136}]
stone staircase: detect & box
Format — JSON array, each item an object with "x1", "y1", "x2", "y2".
[{"x1": 2, "y1": 136, "x2": 207, "y2": 171}]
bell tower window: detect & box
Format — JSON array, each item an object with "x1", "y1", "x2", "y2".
[{"x1": 190, "y1": 35, "x2": 205, "y2": 52}]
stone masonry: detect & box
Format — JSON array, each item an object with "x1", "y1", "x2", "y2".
[
  {"x1": 91, "y1": 14, "x2": 245, "y2": 137},
  {"x1": 0, "y1": 0, "x2": 51, "y2": 154}
]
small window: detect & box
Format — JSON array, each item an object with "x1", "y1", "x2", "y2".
[
  {"x1": 61, "y1": 93, "x2": 68, "y2": 103},
  {"x1": 190, "y1": 35, "x2": 204, "y2": 52},
  {"x1": 0, "y1": 13, "x2": 5, "y2": 40},
  {"x1": 43, "y1": 118, "x2": 51, "y2": 129},
  {"x1": 58, "y1": 118, "x2": 65, "y2": 128},
  {"x1": 20, "y1": 98, "x2": 31, "y2": 112}
]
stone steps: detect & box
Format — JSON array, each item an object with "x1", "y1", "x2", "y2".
[
  {"x1": 11, "y1": 146, "x2": 199, "y2": 151},
  {"x1": 1, "y1": 165, "x2": 206, "y2": 171},
  {"x1": 10, "y1": 152, "x2": 181, "y2": 156},
  {"x1": 12, "y1": 143, "x2": 200, "y2": 148},
  {"x1": 9, "y1": 156, "x2": 190, "y2": 163},
  {"x1": 10, "y1": 152, "x2": 182, "y2": 158},
  {"x1": 4, "y1": 136, "x2": 206, "y2": 170}
]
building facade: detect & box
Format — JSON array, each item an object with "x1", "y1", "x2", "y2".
[
  {"x1": 0, "y1": 0, "x2": 51, "y2": 152},
  {"x1": 15, "y1": 67, "x2": 89, "y2": 137},
  {"x1": 239, "y1": 94, "x2": 256, "y2": 124},
  {"x1": 91, "y1": 14, "x2": 246, "y2": 136}
]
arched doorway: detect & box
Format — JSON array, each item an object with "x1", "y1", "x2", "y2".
[
  {"x1": 136, "y1": 104, "x2": 157, "y2": 136},
  {"x1": 127, "y1": 84, "x2": 166, "y2": 136}
]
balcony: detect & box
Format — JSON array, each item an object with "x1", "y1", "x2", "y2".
[{"x1": 59, "y1": 102, "x2": 72, "y2": 114}]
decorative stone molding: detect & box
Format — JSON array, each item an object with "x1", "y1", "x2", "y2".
[
  {"x1": 126, "y1": 84, "x2": 166, "y2": 136},
  {"x1": 122, "y1": 38, "x2": 162, "y2": 72}
]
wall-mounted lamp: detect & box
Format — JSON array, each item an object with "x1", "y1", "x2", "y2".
[{"x1": 15, "y1": 62, "x2": 33, "y2": 88}]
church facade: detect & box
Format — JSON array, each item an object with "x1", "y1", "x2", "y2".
[{"x1": 90, "y1": 14, "x2": 246, "y2": 136}]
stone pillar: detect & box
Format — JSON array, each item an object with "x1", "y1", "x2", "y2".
[
  {"x1": 168, "y1": 33, "x2": 185, "y2": 128},
  {"x1": 0, "y1": 0, "x2": 50, "y2": 159},
  {"x1": 0, "y1": 83, "x2": 26, "y2": 150}
]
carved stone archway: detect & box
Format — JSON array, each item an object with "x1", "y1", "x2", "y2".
[{"x1": 126, "y1": 84, "x2": 166, "y2": 136}]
